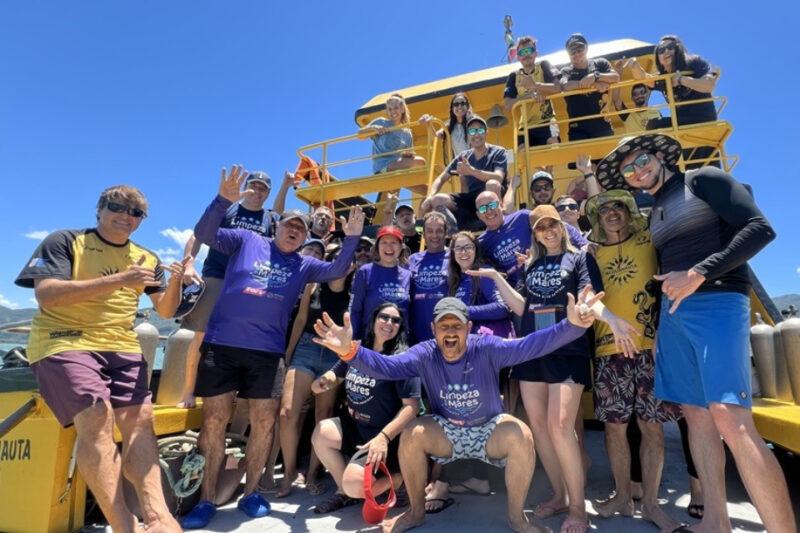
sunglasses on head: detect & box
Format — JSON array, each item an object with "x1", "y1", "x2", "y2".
[
  {"x1": 105, "y1": 201, "x2": 146, "y2": 218},
  {"x1": 452, "y1": 101, "x2": 469, "y2": 108},
  {"x1": 556, "y1": 203, "x2": 579, "y2": 212},
  {"x1": 377, "y1": 313, "x2": 402, "y2": 325},
  {"x1": 621, "y1": 152, "x2": 653, "y2": 179},
  {"x1": 598, "y1": 201, "x2": 628, "y2": 216},
  {"x1": 517, "y1": 46, "x2": 536, "y2": 57},
  {"x1": 656, "y1": 41, "x2": 677, "y2": 54},
  {"x1": 467, "y1": 126, "x2": 486, "y2": 136},
  {"x1": 477, "y1": 200, "x2": 499, "y2": 214}
]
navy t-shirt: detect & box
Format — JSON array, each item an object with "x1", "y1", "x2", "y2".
[
  {"x1": 202, "y1": 203, "x2": 277, "y2": 278},
  {"x1": 518, "y1": 250, "x2": 602, "y2": 358},
  {"x1": 654, "y1": 55, "x2": 717, "y2": 125},
  {"x1": 445, "y1": 144, "x2": 508, "y2": 194},
  {"x1": 558, "y1": 58, "x2": 613, "y2": 119}
]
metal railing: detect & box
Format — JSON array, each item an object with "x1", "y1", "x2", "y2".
[
  {"x1": 511, "y1": 71, "x2": 735, "y2": 189},
  {"x1": 293, "y1": 118, "x2": 450, "y2": 214}
]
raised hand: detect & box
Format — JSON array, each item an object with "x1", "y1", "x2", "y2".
[
  {"x1": 567, "y1": 286, "x2": 604, "y2": 327},
  {"x1": 654, "y1": 269, "x2": 705, "y2": 314},
  {"x1": 312, "y1": 311, "x2": 354, "y2": 357},
  {"x1": 456, "y1": 154, "x2": 473, "y2": 176},
  {"x1": 576, "y1": 154, "x2": 592, "y2": 175},
  {"x1": 166, "y1": 256, "x2": 193, "y2": 287},
  {"x1": 118, "y1": 255, "x2": 161, "y2": 289},
  {"x1": 514, "y1": 249, "x2": 529, "y2": 269},
  {"x1": 341, "y1": 205, "x2": 366, "y2": 236},
  {"x1": 218, "y1": 164, "x2": 250, "y2": 203}
]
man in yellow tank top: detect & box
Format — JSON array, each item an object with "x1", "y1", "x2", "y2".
[
  {"x1": 583, "y1": 190, "x2": 681, "y2": 531},
  {"x1": 15, "y1": 185, "x2": 186, "y2": 533}
]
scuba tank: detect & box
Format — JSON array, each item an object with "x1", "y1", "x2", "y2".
[
  {"x1": 750, "y1": 313, "x2": 777, "y2": 398},
  {"x1": 777, "y1": 307, "x2": 800, "y2": 405}
]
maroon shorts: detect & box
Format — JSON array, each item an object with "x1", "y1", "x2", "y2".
[{"x1": 32, "y1": 350, "x2": 152, "y2": 427}]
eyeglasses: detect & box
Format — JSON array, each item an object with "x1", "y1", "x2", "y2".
[
  {"x1": 620, "y1": 153, "x2": 653, "y2": 179},
  {"x1": 567, "y1": 45, "x2": 586, "y2": 55},
  {"x1": 598, "y1": 201, "x2": 628, "y2": 216},
  {"x1": 377, "y1": 313, "x2": 402, "y2": 325},
  {"x1": 531, "y1": 184, "x2": 553, "y2": 193},
  {"x1": 105, "y1": 201, "x2": 146, "y2": 218},
  {"x1": 517, "y1": 46, "x2": 536, "y2": 57},
  {"x1": 467, "y1": 127, "x2": 486, "y2": 136},
  {"x1": 356, "y1": 246, "x2": 371, "y2": 253},
  {"x1": 477, "y1": 201, "x2": 499, "y2": 214},
  {"x1": 556, "y1": 203, "x2": 579, "y2": 212},
  {"x1": 656, "y1": 41, "x2": 676, "y2": 54},
  {"x1": 453, "y1": 244, "x2": 476, "y2": 254},
  {"x1": 452, "y1": 101, "x2": 469, "y2": 108}
]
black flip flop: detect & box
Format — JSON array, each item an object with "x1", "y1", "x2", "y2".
[
  {"x1": 687, "y1": 504, "x2": 704, "y2": 519},
  {"x1": 671, "y1": 526, "x2": 693, "y2": 532},
  {"x1": 425, "y1": 497, "x2": 455, "y2": 514}
]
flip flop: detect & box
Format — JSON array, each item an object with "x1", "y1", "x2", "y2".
[
  {"x1": 671, "y1": 526, "x2": 694, "y2": 533},
  {"x1": 534, "y1": 502, "x2": 569, "y2": 519},
  {"x1": 425, "y1": 497, "x2": 455, "y2": 514},
  {"x1": 687, "y1": 504, "x2": 704, "y2": 519}
]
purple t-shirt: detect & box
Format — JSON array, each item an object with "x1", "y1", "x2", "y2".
[
  {"x1": 195, "y1": 195, "x2": 357, "y2": 354},
  {"x1": 351, "y1": 319, "x2": 585, "y2": 426},
  {"x1": 454, "y1": 273, "x2": 512, "y2": 336},
  {"x1": 408, "y1": 250, "x2": 449, "y2": 342},
  {"x1": 478, "y1": 209, "x2": 588, "y2": 287},
  {"x1": 349, "y1": 262, "x2": 412, "y2": 339}
]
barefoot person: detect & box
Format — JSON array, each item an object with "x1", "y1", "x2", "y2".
[
  {"x1": 595, "y1": 133, "x2": 795, "y2": 532},
  {"x1": 312, "y1": 293, "x2": 599, "y2": 533},
  {"x1": 15, "y1": 185, "x2": 186, "y2": 533},
  {"x1": 181, "y1": 165, "x2": 365, "y2": 529},
  {"x1": 310, "y1": 303, "x2": 420, "y2": 514}
]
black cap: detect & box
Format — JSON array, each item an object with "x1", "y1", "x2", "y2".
[
  {"x1": 279, "y1": 209, "x2": 310, "y2": 228},
  {"x1": 565, "y1": 33, "x2": 588, "y2": 49},
  {"x1": 433, "y1": 297, "x2": 469, "y2": 323}
]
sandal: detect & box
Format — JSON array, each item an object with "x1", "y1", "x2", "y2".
[
  {"x1": 687, "y1": 504, "x2": 704, "y2": 519},
  {"x1": 424, "y1": 497, "x2": 455, "y2": 514},
  {"x1": 313, "y1": 492, "x2": 359, "y2": 514}
]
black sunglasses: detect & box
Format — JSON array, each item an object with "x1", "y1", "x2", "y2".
[
  {"x1": 452, "y1": 101, "x2": 469, "y2": 108},
  {"x1": 598, "y1": 201, "x2": 628, "y2": 216},
  {"x1": 105, "y1": 201, "x2": 146, "y2": 218},
  {"x1": 656, "y1": 41, "x2": 676, "y2": 54},
  {"x1": 556, "y1": 203, "x2": 579, "y2": 212},
  {"x1": 377, "y1": 312, "x2": 402, "y2": 325}
]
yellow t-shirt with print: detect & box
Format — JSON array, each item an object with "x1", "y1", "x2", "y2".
[
  {"x1": 623, "y1": 108, "x2": 662, "y2": 133},
  {"x1": 514, "y1": 66, "x2": 555, "y2": 128},
  {"x1": 593, "y1": 230, "x2": 659, "y2": 356},
  {"x1": 15, "y1": 229, "x2": 165, "y2": 363}
]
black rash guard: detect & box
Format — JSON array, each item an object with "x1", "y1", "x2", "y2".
[{"x1": 649, "y1": 167, "x2": 776, "y2": 295}]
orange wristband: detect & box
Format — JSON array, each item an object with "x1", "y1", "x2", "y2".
[{"x1": 340, "y1": 341, "x2": 360, "y2": 362}]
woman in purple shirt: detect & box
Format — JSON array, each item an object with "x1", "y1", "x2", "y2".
[{"x1": 349, "y1": 226, "x2": 412, "y2": 339}]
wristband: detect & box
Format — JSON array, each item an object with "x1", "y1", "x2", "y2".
[
  {"x1": 340, "y1": 341, "x2": 360, "y2": 362},
  {"x1": 583, "y1": 172, "x2": 595, "y2": 178},
  {"x1": 380, "y1": 430, "x2": 391, "y2": 442}
]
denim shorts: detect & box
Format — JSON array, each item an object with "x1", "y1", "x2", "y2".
[
  {"x1": 289, "y1": 332, "x2": 340, "y2": 378},
  {"x1": 655, "y1": 292, "x2": 752, "y2": 408}
]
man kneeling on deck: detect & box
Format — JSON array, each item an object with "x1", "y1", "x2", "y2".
[{"x1": 312, "y1": 294, "x2": 599, "y2": 533}]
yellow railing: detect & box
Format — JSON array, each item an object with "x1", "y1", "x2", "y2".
[
  {"x1": 293, "y1": 118, "x2": 450, "y2": 216},
  {"x1": 511, "y1": 71, "x2": 736, "y2": 198}
]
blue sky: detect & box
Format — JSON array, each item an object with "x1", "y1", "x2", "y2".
[{"x1": 1, "y1": 1, "x2": 798, "y2": 310}]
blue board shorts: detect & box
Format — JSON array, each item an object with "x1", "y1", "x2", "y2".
[{"x1": 655, "y1": 292, "x2": 752, "y2": 408}]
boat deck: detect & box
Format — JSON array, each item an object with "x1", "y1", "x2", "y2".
[{"x1": 82, "y1": 422, "x2": 800, "y2": 532}]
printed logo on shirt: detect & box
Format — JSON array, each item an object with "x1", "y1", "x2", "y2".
[
  {"x1": 491, "y1": 237, "x2": 522, "y2": 269},
  {"x1": 603, "y1": 255, "x2": 638, "y2": 287},
  {"x1": 378, "y1": 282, "x2": 409, "y2": 303},
  {"x1": 243, "y1": 287, "x2": 265, "y2": 296},
  {"x1": 439, "y1": 382, "x2": 482, "y2": 419},
  {"x1": 232, "y1": 215, "x2": 268, "y2": 235},
  {"x1": 346, "y1": 368, "x2": 376, "y2": 405},
  {"x1": 28, "y1": 258, "x2": 47, "y2": 268},
  {"x1": 251, "y1": 260, "x2": 293, "y2": 289},
  {"x1": 414, "y1": 263, "x2": 447, "y2": 291},
  {"x1": 525, "y1": 262, "x2": 568, "y2": 300},
  {"x1": 454, "y1": 285, "x2": 468, "y2": 301}
]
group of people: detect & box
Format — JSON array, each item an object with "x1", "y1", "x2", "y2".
[{"x1": 13, "y1": 31, "x2": 796, "y2": 533}]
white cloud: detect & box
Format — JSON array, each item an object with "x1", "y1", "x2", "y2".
[
  {"x1": 159, "y1": 227, "x2": 207, "y2": 266},
  {"x1": 796, "y1": 267, "x2": 800, "y2": 277},
  {"x1": 160, "y1": 227, "x2": 193, "y2": 248},
  {"x1": 24, "y1": 230, "x2": 50, "y2": 241},
  {"x1": 29, "y1": 298, "x2": 38, "y2": 305},
  {"x1": 0, "y1": 294, "x2": 20, "y2": 309}
]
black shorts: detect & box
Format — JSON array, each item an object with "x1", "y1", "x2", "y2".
[
  {"x1": 449, "y1": 190, "x2": 486, "y2": 232},
  {"x1": 195, "y1": 342, "x2": 283, "y2": 399},
  {"x1": 516, "y1": 125, "x2": 553, "y2": 147},
  {"x1": 567, "y1": 119, "x2": 613, "y2": 141},
  {"x1": 340, "y1": 412, "x2": 401, "y2": 474},
  {"x1": 511, "y1": 353, "x2": 591, "y2": 386}
]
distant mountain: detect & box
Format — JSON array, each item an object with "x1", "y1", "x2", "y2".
[
  {"x1": 0, "y1": 305, "x2": 36, "y2": 325},
  {"x1": 772, "y1": 294, "x2": 800, "y2": 315}
]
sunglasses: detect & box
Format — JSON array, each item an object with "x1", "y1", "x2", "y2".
[
  {"x1": 105, "y1": 201, "x2": 146, "y2": 218},
  {"x1": 556, "y1": 203, "x2": 579, "y2": 212},
  {"x1": 531, "y1": 184, "x2": 553, "y2": 193},
  {"x1": 452, "y1": 101, "x2": 469, "y2": 108},
  {"x1": 598, "y1": 201, "x2": 628, "y2": 216},
  {"x1": 477, "y1": 200, "x2": 500, "y2": 214},
  {"x1": 517, "y1": 46, "x2": 536, "y2": 57},
  {"x1": 656, "y1": 41, "x2": 676, "y2": 54},
  {"x1": 534, "y1": 220, "x2": 561, "y2": 232},
  {"x1": 620, "y1": 153, "x2": 653, "y2": 179},
  {"x1": 377, "y1": 313, "x2": 402, "y2": 325},
  {"x1": 356, "y1": 246, "x2": 371, "y2": 253},
  {"x1": 567, "y1": 45, "x2": 586, "y2": 54},
  {"x1": 453, "y1": 244, "x2": 476, "y2": 254},
  {"x1": 467, "y1": 127, "x2": 487, "y2": 136}
]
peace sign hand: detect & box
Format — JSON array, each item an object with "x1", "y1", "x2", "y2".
[{"x1": 218, "y1": 165, "x2": 250, "y2": 203}]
